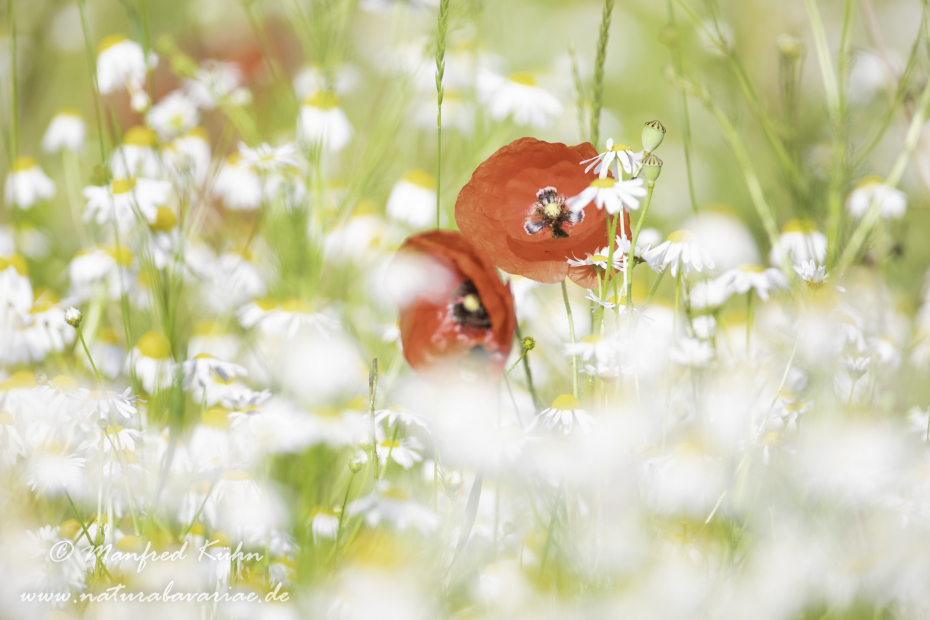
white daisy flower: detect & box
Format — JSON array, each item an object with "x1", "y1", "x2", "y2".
[
  {"x1": 691, "y1": 315, "x2": 716, "y2": 340},
  {"x1": 347, "y1": 483, "x2": 439, "y2": 534},
  {"x1": 376, "y1": 436, "x2": 423, "y2": 469},
  {"x1": 163, "y1": 128, "x2": 211, "y2": 189},
  {"x1": 237, "y1": 299, "x2": 340, "y2": 338},
  {"x1": 293, "y1": 63, "x2": 361, "y2": 99},
  {"x1": 533, "y1": 394, "x2": 597, "y2": 434},
  {"x1": 25, "y1": 442, "x2": 86, "y2": 495},
  {"x1": 95, "y1": 34, "x2": 156, "y2": 101},
  {"x1": 297, "y1": 92, "x2": 353, "y2": 153},
  {"x1": 566, "y1": 177, "x2": 647, "y2": 216},
  {"x1": 584, "y1": 290, "x2": 619, "y2": 310},
  {"x1": 0, "y1": 410, "x2": 25, "y2": 467},
  {"x1": 183, "y1": 60, "x2": 246, "y2": 110},
  {"x1": 237, "y1": 142, "x2": 300, "y2": 173},
  {"x1": 311, "y1": 509, "x2": 340, "y2": 541},
  {"x1": 386, "y1": 169, "x2": 437, "y2": 227},
  {"x1": 769, "y1": 219, "x2": 827, "y2": 265},
  {"x1": 212, "y1": 153, "x2": 263, "y2": 210},
  {"x1": 82, "y1": 177, "x2": 172, "y2": 229},
  {"x1": 83, "y1": 387, "x2": 140, "y2": 422},
  {"x1": 669, "y1": 337, "x2": 715, "y2": 368},
  {"x1": 580, "y1": 138, "x2": 644, "y2": 179},
  {"x1": 689, "y1": 277, "x2": 732, "y2": 312},
  {"x1": 68, "y1": 245, "x2": 135, "y2": 302},
  {"x1": 718, "y1": 264, "x2": 788, "y2": 302},
  {"x1": 4, "y1": 157, "x2": 56, "y2": 209},
  {"x1": 0, "y1": 256, "x2": 32, "y2": 314},
  {"x1": 845, "y1": 177, "x2": 907, "y2": 220},
  {"x1": 146, "y1": 91, "x2": 200, "y2": 141},
  {"x1": 794, "y1": 260, "x2": 828, "y2": 287},
  {"x1": 42, "y1": 109, "x2": 86, "y2": 153},
  {"x1": 110, "y1": 126, "x2": 162, "y2": 178},
  {"x1": 375, "y1": 406, "x2": 430, "y2": 431},
  {"x1": 477, "y1": 70, "x2": 563, "y2": 129},
  {"x1": 642, "y1": 230, "x2": 715, "y2": 277},
  {"x1": 564, "y1": 333, "x2": 617, "y2": 366},
  {"x1": 129, "y1": 331, "x2": 175, "y2": 394},
  {"x1": 183, "y1": 353, "x2": 248, "y2": 392}
]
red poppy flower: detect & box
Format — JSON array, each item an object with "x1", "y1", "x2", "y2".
[
  {"x1": 387, "y1": 230, "x2": 516, "y2": 381},
  {"x1": 455, "y1": 137, "x2": 631, "y2": 289}
]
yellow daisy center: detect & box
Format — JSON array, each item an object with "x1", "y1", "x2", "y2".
[{"x1": 551, "y1": 394, "x2": 581, "y2": 410}]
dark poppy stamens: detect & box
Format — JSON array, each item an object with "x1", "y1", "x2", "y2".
[
  {"x1": 523, "y1": 186, "x2": 584, "y2": 239},
  {"x1": 450, "y1": 280, "x2": 491, "y2": 330}
]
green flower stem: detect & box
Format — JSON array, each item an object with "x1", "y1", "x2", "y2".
[
  {"x1": 76, "y1": 326, "x2": 103, "y2": 386},
  {"x1": 334, "y1": 470, "x2": 357, "y2": 553},
  {"x1": 536, "y1": 481, "x2": 564, "y2": 584},
  {"x1": 626, "y1": 184, "x2": 655, "y2": 318},
  {"x1": 77, "y1": 0, "x2": 108, "y2": 161},
  {"x1": 368, "y1": 359, "x2": 380, "y2": 484},
  {"x1": 595, "y1": 213, "x2": 621, "y2": 332},
  {"x1": 561, "y1": 280, "x2": 578, "y2": 399},
  {"x1": 745, "y1": 290, "x2": 754, "y2": 356},
  {"x1": 380, "y1": 425, "x2": 400, "y2": 480},
  {"x1": 646, "y1": 269, "x2": 665, "y2": 305},
  {"x1": 515, "y1": 324, "x2": 541, "y2": 410},
  {"x1": 65, "y1": 491, "x2": 115, "y2": 582},
  {"x1": 665, "y1": 0, "x2": 698, "y2": 214}
]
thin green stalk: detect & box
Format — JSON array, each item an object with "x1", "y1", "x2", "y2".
[
  {"x1": 76, "y1": 326, "x2": 103, "y2": 385},
  {"x1": 595, "y1": 213, "x2": 621, "y2": 331},
  {"x1": 178, "y1": 476, "x2": 219, "y2": 539},
  {"x1": 745, "y1": 291, "x2": 754, "y2": 356},
  {"x1": 65, "y1": 491, "x2": 115, "y2": 582},
  {"x1": 515, "y1": 324, "x2": 541, "y2": 410},
  {"x1": 802, "y1": 0, "x2": 841, "y2": 119},
  {"x1": 7, "y1": 0, "x2": 18, "y2": 161},
  {"x1": 666, "y1": 0, "x2": 698, "y2": 213},
  {"x1": 837, "y1": 73, "x2": 930, "y2": 271},
  {"x1": 77, "y1": 0, "x2": 108, "y2": 161},
  {"x1": 334, "y1": 470, "x2": 357, "y2": 552},
  {"x1": 561, "y1": 280, "x2": 578, "y2": 398},
  {"x1": 368, "y1": 359, "x2": 379, "y2": 484},
  {"x1": 626, "y1": 184, "x2": 655, "y2": 318},
  {"x1": 380, "y1": 425, "x2": 400, "y2": 479},
  {"x1": 435, "y1": 0, "x2": 450, "y2": 228},
  {"x1": 646, "y1": 270, "x2": 665, "y2": 304},
  {"x1": 589, "y1": 0, "x2": 615, "y2": 148}
]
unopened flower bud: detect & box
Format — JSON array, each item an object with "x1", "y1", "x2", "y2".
[
  {"x1": 65, "y1": 307, "x2": 83, "y2": 328},
  {"x1": 521, "y1": 336, "x2": 536, "y2": 352},
  {"x1": 35, "y1": 371, "x2": 48, "y2": 385},
  {"x1": 641, "y1": 154, "x2": 663, "y2": 184},
  {"x1": 642, "y1": 120, "x2": 666, "y2": 154},
  {"x1": 777, "y1": 34, "x2": 802, "y2": 59},
  {"x1": 348, "y1": 457, "x2": 364, "y2": 473}
]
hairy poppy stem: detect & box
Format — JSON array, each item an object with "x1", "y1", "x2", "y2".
[
  {"x1": 368, "y1": 359, "x2": 379, "y2": 483},
  {"x1": 561, "y1": 280, "x2": 578, "y2": 398},
  {"x1": 626, "y1": 184, "x2": 655, "y2": 324}
]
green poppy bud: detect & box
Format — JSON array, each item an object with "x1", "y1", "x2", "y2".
[
  {"x1": 641, "y1": 154, "x2": 663, "y2": 184},
  {"x1": 642, "y1": 120, "x2": 666, "y2": 154}
]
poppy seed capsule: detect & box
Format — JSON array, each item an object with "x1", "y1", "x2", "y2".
[
  {"x1": 642, "y1": 120, "x2": 666, "y2": 154},
  {"x1": 641, "y1": 154, "x2": 663, "y2": 184}
]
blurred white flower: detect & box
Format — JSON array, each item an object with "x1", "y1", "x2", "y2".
[
  {"x1": 669, "y1": 337, "x2": 714, "y2": 367},
  {"x1": 95, "y1": 34, "x2": 156, "y2": 96},
  {"x1": 533, "y1": 394, "x2": 596, "y2": 434},
  {"x1": 311, "y1": 509, "x2": 340, "y2": 541},
  {"x1": 347, "y1": 483, "x2": 439, "y2": 533},
  {"x1": 147, "y1": 91, "x2": 200, "y2": 141},
  {"x1": 238, "y1": 299, "x2": 339, "y2": 338},
  {"x1": 110, "y1": 126, "x2": 162, "y2": 178},
  {"x1": 386, "y1": 169, "x2": 437, "y2": 227},
  {"x1": 129, "y1": 331, "x2": 175, "y2": 393},
  {"x1": 42, "y1": 109, "x2": 86, "y2": 153},
  {"x1": 297, "y1": 92, "x2": 353, "y2": 152},
  {"x1": 477, "y1": 70, "x2": 563, "y2": 128},
  {"x1": 718, "y1": 265, "x2": 788, "y2": 302},
  {"x1": 376, "y1": 436, "x2": 423, "y2": 469},
  {"x1": 212, "y1": 153, "x2": 263, "y2": 210},
  {"x1": 794, "y1": 260, "x2": 828, "y2": 286},
  {"x1": 83, "y1": 177, "x2": 172, "y2": 229},
  {"x1": 238, "y1": 142, "x2": 300, "y2": 173},
  {"x1": 183, "y1": 60, "x2": 246, "y2": 109},
  {"x1": 689, "y1": 277, "x2": 732, "y2": 311},
  {"x1": 4, "y1": 157, "x2": 56, "y2": 209},
  {"x1": 846, "y1": 178, "x2": 906, "y2": 220},
  {"x1": 770, "y1": 219, "x2": 827, "y2": 265}
]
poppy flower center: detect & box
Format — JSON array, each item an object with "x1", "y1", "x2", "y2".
[
  {"x1": 524, "y1": 186, "x2": 584, "y2": 239},
  {"x1": 450, "y1": 281, "x2": 491, "y2": 330}
]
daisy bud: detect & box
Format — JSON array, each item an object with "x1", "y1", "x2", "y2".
[
  {"x1": 521, "y1": 336, "x2": 536, "y2": 352},
  {"x1": 777, "y1": 34, "x2": 802, "y2": 59},
  {"x1": 348, "y1": 457, "x2": 364, "y2": 473},
  {"x1": 642, "y1": 120, "x2": 666, "y2": 154},
  {"x1": 35, "y1": 372, "x2": 48, "y2": 385},
  {"x1": 65, "y1": 306, "x2": 83, "y2": 328},
  {"x1": 641, "y1": 154, "x2": 663, "y2": 185}
]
